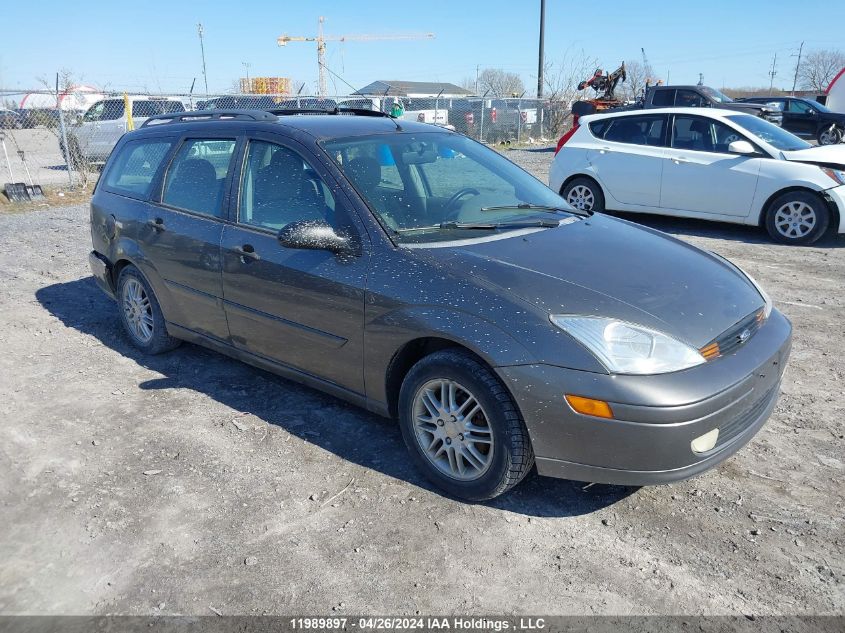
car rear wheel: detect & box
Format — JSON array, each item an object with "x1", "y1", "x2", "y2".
[
  {"x1": 764, "y1": 191, "x2": 830, "y2": 245},
  {"x1": 117, "y1": 265, "x2": 181, "y2": 354},
  {"x1": 817, "y1": 126, "x2": 843, "y2": 146},
  {"x1": 562, "y1": 177, "x2": 605, "y2": 213},
  {"x1": 397, "y1": 349, "x2": 534, "y2": 501}
]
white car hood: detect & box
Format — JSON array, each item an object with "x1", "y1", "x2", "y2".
[{"x1": 781, "y1": 144, "x2": 845, "y2": 167}]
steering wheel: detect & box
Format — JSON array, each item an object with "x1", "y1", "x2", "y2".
[{"x1": 444, "y1": 187, "x2": 481, "y2": 220}]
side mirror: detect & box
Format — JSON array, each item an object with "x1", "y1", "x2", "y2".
[
  {"x1": 278, "y1": 220, "x2": 355, "y2": 254},
  {"x1": 728, "y1": 140, "x2": 756, "y2": 155}
]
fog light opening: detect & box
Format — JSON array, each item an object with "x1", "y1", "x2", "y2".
[
  {"x1": 691, "y1": 428, "x2": 720, "y2": 454},
  {"x1": 565, "y1": 395, "x2": 614, "y2": 419}
]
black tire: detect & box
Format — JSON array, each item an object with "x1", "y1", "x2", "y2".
[
  {"x1": 817, "y1": 125, "x2": 843, "y2": 146},
  {"x1": 561, "y1": 176, "x2": 605, "y2": 213},
  {"x1": 116, "y1": 265, "x2": 181, "y2": 354},
  {"x1": 764, "y1": 190, "x2": 830, "y2": 245},
  {"x1": 397, "y1": 349, "x2": 534, "y2": 501}
]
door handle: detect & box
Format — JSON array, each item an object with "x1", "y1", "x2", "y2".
[
  {"x1": 147, "y1": 217, "x2": 165, "y2": 231},
  {"x1": 234, "y1": 244, "x2": 260, "y2": 262},
  {"x1": 599, "y1": 146, "x2": 612, "y2": 154},
  {"x1": 668, "y1": 156, "x2": 689, "y2": 164}
]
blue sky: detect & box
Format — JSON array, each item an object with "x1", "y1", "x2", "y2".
[{"x1": 1, "y1": 0, "x2": 842, "y2": 96}]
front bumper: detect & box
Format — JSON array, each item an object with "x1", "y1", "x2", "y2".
[
  {"x1": 825, "y1": 185, "x2": 845, "y2": 234},
  {"x1": 497, "y1": 309, "x2": 792, "y2": 486}
]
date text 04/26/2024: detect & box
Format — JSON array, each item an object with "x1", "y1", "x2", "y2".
[{"x1": 289, "y1": 618, "x2": 548, "y2": 631}]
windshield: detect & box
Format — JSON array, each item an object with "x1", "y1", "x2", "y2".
[
  {"x1": 726, "y1": 114, "x2": 813, "y2": 151},
  {"x1": 322, "y1": 132, "x2": 577, "y2": 244},
  {"x1": 701, "y1": 87, "x2": 733, "y2": 103}
]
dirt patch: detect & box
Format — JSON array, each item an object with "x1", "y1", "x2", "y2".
[{"x1": 0, "y1": 147, "x2": 843, "y2": 615}]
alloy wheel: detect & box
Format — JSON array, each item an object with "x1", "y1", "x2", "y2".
[
  {"x1": 122, "y1": 278, "x2": 154, "y2": 343},
  {"x1": 412, "y1": 379, "x2": 494, "y2": 481},
  {"x1": 818, "y1": 128, "x2": 839, "y2": 145},
  {"x1": 774, "y1": 201, "x2": 817, "y2": 239},
  {"x1": 566, "y1": 184, "x2": 595, "y2": 211}
]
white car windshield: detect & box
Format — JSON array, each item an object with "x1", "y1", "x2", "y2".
[
  {"x1": 725, "y1": 114, "x2": 812, "y2": 151},
  {"x1": 322, "y1": 132, "x2": 578, "y2": 244}
]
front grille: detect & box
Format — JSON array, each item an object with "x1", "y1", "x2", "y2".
[
  {"x1": 715, "y1": 382, "x2": 779, "y2": 448},
  {"x1": 700, "y1": 309, "x2": 765, "y2": 360}
]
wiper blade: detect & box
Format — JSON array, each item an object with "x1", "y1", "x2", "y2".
[
  {"x1": 439, "y1": 219, "x2": 560, "y2": 230},
  {"x1": 480, "y1": 203, "x2": 590, "y2": 217}
]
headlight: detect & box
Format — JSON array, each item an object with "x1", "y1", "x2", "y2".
[
  {"x1": 821, "y1": 166, "x2": 845, "y2": 186},
  {"x1": 550, "y1": 315, "x2": 705, "y2": 375}
]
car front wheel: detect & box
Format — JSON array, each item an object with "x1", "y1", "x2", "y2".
[
  {"x1": 117, "y1": 265, "x2": 181, "y2": 354},
  {"x1": 397, "y1": 350, "x2": 534, "y2": 501},
  {"x1": 764, "y1": 191, "x2": 830, "y2": 245},
  {"x1": 562, "y1": 177, "x2": 605, "y2": 213},
  {"x1": 817, "y1": 126, "x2": 843, "y2": 146}
]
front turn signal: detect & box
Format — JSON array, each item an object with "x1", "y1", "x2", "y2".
[{"x1": 565, "y1": 395, "x2": 614, "y2": 419}]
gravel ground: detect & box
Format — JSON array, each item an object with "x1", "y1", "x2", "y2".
[{"x1": 1, "y1": 147, "x2": 843, "y2": 616}]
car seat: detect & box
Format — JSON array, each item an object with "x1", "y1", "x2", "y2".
[
  {"x1": 165, "y1": 158, "x2": 219, "y2": 216},
  {"x1": 251, "y1": 148, "x2": 324, "y2": 228}
]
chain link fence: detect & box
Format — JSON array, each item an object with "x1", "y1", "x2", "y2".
[{"x1": 1, "y1": 89, "x2": 572, "y2": 196}]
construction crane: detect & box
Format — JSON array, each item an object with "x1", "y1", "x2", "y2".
[{"x1": 278, "y1": 16, "x2": 435, "y2": 97}]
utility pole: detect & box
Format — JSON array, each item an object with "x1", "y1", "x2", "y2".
[
  {"x1": 768, "y1": 52, "x2": 778, "y2": 95},
  {"x1": 476, "y1": 64, "x2": 480, "y2": 95},
  {"x1": 197, "y1": 23, "x2": 209, "y2": 96},
  {"x1": 791, "y1": 41, "x2": 804, "y2": 95},
  {"x1": 697, "y1": 73, "x2": 704, "y2": 86},
  {"x1": 536, "y1": 0, "x2": 545, "y2": 99},
  {"x1": 242, "y1": 62, "x2": 251, "y2": 92}
]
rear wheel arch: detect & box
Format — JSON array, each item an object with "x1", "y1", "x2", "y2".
[{"x1": 559, "y1": 173, "x2": 603, "y2": 198}]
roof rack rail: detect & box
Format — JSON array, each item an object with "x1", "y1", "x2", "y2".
[
  {"x1": 141, "y1": 109, "x2": 279, "y2": 127},
  {"x1": 269, "y1": 106, "x2": 393, "y2": 119}
]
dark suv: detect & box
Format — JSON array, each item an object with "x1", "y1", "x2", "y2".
[
  {"x1": 738, "y1": 96, "x2": 845, "y2": 145},
  {"x1": 89, "y1": 109, "x2": 791, "y2": 500}
]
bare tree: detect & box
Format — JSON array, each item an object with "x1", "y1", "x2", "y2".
[
  {"x1": 798, "y1": 49, "x2": 845, "y2": 92},
  {"x1": 542, "y1": 49, "x2": 599, "y2": 135},
  {"x1": 619, "y1": 60, "x2": 646, "y2": 102},
  {"x1": 477, "y1": 68, "x2": 525, "y2": 97}
]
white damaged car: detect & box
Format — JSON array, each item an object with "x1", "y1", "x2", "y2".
[{"x1": 550, "y1": 107, "x2": 845, "y2": 244}]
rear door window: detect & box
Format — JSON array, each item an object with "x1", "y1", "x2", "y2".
[
  {"x1": 603, "y1": 115, "x2": 666, "y2": 146},
  {"x1": 132, "y1": 100, "x2": 185, "y2": 117},
  {"x1": 651, "y1": 90, "x2": 675, "y2": 106},
  {"x1": 161, "y1": 139, "x2": 237, "y2": 217},
  {"x1": 102, "y1": 139, "x2": 173, "y2": 198}
]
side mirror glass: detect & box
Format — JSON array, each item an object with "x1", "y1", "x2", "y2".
[
  {"x1": 728, "y1": 140, "x2": 756, "y2": 155},
  {"x1": 278, "y1": 220, "x2": 354, "y2": 254}
]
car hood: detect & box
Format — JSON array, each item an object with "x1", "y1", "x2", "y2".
[
  {"x1": 781, "y1": 144, "x2": 845, "y2": 169},
  {"x1": 424, "y1": 214, "x2": 764, "y2": 348}
]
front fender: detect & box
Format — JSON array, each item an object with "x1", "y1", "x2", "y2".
[{"x1": 363, "y1": 305, "x2": 536, "y2": 406}]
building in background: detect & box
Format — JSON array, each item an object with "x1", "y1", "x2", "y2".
[{"x1": 355, "y1": 80, "x2": 473, "y2": 98}]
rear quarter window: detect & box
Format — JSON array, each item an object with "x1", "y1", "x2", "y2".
[
  {"x1": 102, "y1": 139, "x2": 174, "y2": 198},
  {"x1": 588, "y1": 120, "x2": 610, "y2": 138}
]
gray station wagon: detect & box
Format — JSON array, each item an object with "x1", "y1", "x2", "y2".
[{"x1": 89, "y1": 108, "x2": 792, "y2": 500}]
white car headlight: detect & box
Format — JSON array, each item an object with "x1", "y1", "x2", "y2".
[
  {"x1": 551, "y1": 315, "x2": 705, "y2": 375},
  {"x1": 821, "y1": 166, "x2": 845, "y2": 186}
]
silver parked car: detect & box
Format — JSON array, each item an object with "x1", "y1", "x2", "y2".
[{"x1": 66, "y1": 96, "x2": 185, "y2": 165}]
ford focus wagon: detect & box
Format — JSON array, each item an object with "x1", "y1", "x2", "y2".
[{"x1": 89, "y1": 108, "x2": 791, "y2": 500}]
